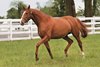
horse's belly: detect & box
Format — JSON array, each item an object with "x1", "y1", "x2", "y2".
[
  {"x1": 51, "y1": 22, "x2": 71, "y2": 39},
  {"x1": 51, "y1": 28, "x2": 70, "y2": 38},
  {"x1": 51, "y1": 31, "x2": 68, "y2": 39},
  {"x1": 51, "y1": 35, "x2": 66, "y2": 39}
]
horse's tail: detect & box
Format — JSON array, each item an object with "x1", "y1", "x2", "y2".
[{"x1": 77, "y1": 18, "x2": 88, "y2": 38}]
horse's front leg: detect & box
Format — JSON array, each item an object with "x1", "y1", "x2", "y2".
[{"x1": 35, "y1": 36, "x2": 48, "y2": 61}]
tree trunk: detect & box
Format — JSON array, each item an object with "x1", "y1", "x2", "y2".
[
  {"x1": 64, "y1": 0, "x2": 76, "y2": 17},
  {"x1": 93, "y1": 0, "x2": 97, "y2": 16},
  {"x1": 84, "y1": 0, "x2": 93, "y2": 17}
]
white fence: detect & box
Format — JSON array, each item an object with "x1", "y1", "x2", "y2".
[
  {"x1": 0, "y1": 19, "x2": 39, "y2": 41},
  {"x1": 78, "y1": 17, "x2": 100, "y2": 34},
  {"x1": 0, "y1": 17, "x2": 100, "y2": 41}
]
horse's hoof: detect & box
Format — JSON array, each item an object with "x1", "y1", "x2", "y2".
[
  {"x1": 66, "y1": 54, "x2": 68, "y2": 57},
  {"x1": 36, "y1": 58, "x2": 39, "y2": 61},
  {"x1": 51, "y1": 57, "x2": 53, "y2": 59},
  {"x1": 64, "y1": 50, "x2": 68, "y2": 57}
]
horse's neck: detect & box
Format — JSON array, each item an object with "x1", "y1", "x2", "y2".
[{"x1": 31, "y1": 9, "x2": 50, "y2": 26}]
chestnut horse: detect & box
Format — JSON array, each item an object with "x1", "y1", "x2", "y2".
[{"x1": 20, "y1": 5, "x2": 87, "y2": 61}]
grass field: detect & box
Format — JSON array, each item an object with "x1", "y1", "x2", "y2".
[{"x1": 0, "y1": 34, "x2": 100, "y2": 67}]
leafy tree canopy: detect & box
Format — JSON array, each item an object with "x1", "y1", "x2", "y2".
[{"x1": 7, "y1": 1, "x2": 26, "y2": 19}]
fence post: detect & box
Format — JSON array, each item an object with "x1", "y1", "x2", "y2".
[
  {"x1": 91, "y1": 17, "x2": 95, "y2": 34},
  {"x1": 29, "y1": 20, "x2": 33, "y2": 39},
  {"x1": 9, "y1": 19, "x2": 12, "y2": 41},
  {"x1": 31, "y1": 20, "x2": 33, "y2": 39}
]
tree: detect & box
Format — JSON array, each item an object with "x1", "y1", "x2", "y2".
[
  {"x1": 93, "y1": 0, "x2": 97, "y2": 16},
  {"x1": 76, "y1": 7, "x2": 84, "y2": 16},
  {"x1": 40, "y1": 0, "x2": 65, "y2": 16},
  {"x1": 7, "y1": 1, "x2": 26, "y2": 18},
  {"x1": 41, "y1": 6, "x2": 57, "y2": 16},
  {"x1": 64, "y1": 0, "x2": 76, "y2": 17},
  {"x1": 84, "y1": 0, "x2": 93, "y2": 17},
  {"x1": 94, "y1": 0, "x2": 100, "y2": 16},
  {"x1": 52, "y1": 0, "x2": 66, "y2": 16},
  {"x1": 7, "y1": 8, "x2": 18, "y2": 19},
  {"x1": 41, "y1": 0, "x2": 76, "y2": 17},
  {"x1": 0, "y1": 16, "x2": 4, "y2": 19},
  {"x1": 17, "y1": 2, "x2": 26, "y2": 18}
]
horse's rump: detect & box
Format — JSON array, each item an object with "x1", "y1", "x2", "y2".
[{"x1": 62, "y1": 16, "x2": 88, "y2": 38}]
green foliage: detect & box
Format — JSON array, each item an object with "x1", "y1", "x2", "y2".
[
  {"x1": 6, "y1": 0, "x2": 100, "y2": 18},
  {"x1": 0, "y1": 16, "x2": 4, "y2": 19},
  {"x1": 7, "y1": 8, "x2": 19, "y2": 19},
  {"x1": 7, "y1": 1, "x2": 26, "y2": 19},
  {"x1": 95, "y1": 0, "x2": 100, "y2": 16},
  {"x1": 76, "y1": 7, "x2": 84, "y2": 16},
  {"x1": 76, "y1": 0, "x2": 100, "y2": 16},
  {"x1": 41, "y1": 0, "x2": 66, "y2": 17},
  {"x1": 0, "y1": 34, "x2": 100, "y2": 67},
  {"x1": 41, "y1": 0, "x2": 100, "y2": 17},
  {"x1": 41, "y1": 0, "x2": 76, "y2": 17},
  {"x1": 41, "y1": 6, "x2": 57, "y2": 17},
  {"x1": 52, "y1": 0, "x2": 66, "y2": 16}
]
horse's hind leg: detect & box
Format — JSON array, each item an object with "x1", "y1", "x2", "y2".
[
  {"x1": 44, "y1": 42, "x2": 53, "y2": 59},
  {"x1": 63, "y1": 36, "x2": 73, "y2": 57},
  {"x1": 72, "y1": 32, "x2": 85, "y2": 56}
]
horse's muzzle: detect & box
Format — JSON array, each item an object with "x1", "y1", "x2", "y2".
[{"x1": 20, "y1": 21, "x2": 24, "y2": 26}]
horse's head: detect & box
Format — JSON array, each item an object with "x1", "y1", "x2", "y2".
[{"x1": 20, "y1": 5, "x2": 32, "y2": 26}]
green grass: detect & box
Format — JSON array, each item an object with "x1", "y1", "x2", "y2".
[{"x1": 0, "y1": 34, "x2": 100, "y2": 67}]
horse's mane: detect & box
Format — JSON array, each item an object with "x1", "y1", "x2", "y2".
[{"x1": 31, "y1": 9, "x2": 51, "y2": 19}]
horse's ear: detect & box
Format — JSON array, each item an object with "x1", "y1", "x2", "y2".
[{"x1": 28, "y1": 5, "x2": 30, "y2": 9}]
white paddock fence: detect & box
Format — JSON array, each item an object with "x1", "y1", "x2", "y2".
[{"x1": 0, "y1": 17, "x2": 100, "y2": 41}]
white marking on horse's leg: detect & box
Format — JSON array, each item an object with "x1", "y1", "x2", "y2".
[
  {"x1": 81, "y1": 51, "x2": 85, "y2": 56},
  {"x1": 81, "y1": 51, "x2": 85, "y2": 59}
]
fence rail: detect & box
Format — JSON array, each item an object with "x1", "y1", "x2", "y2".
[{"x1": 0, "y1": 17, "x2": 100, "y2": 41}]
